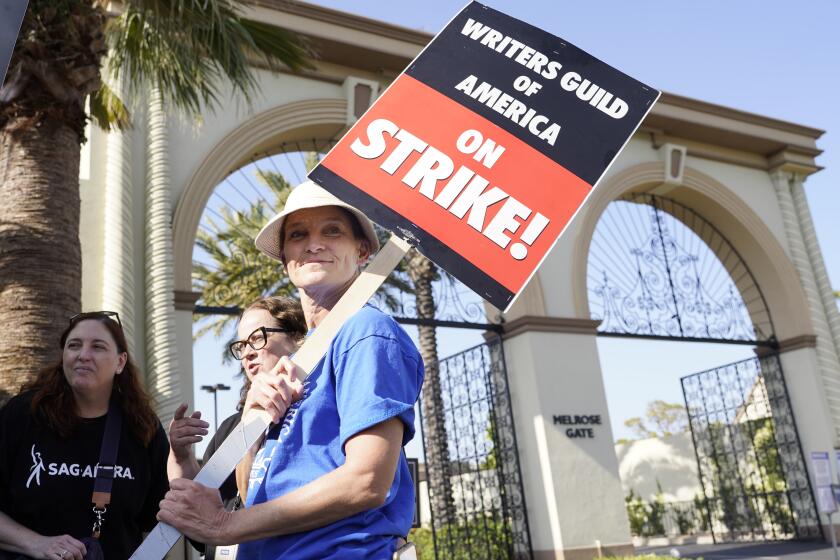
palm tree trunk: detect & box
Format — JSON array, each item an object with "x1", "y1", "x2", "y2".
[
  {"x1": 408, "y1": 250, "x2": 456, "y2": 526},
  {"x1": 0, "y1": 119, "x2": 81, "y2": 400}
]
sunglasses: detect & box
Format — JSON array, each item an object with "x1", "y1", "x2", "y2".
[{"x1": 69, "y1": 311, "x2": 123, "y2": 330}]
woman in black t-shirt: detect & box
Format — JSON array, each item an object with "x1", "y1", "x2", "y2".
[{"x1": 0, "y1": 311, "x2": 169, "y2": 560}]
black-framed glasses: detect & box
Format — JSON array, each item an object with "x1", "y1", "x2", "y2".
[
  {"x1": 69, "y1": 310, "x2": 122, "y2": 329},
  {"x1": 228, "y1": 326, "x2": 288, "y2": 360}
]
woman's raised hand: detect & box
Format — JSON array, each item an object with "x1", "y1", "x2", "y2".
[
  {"x1": 243, "y1": 356, "x2": 304, "y2": 424},
  {"x1": 168, "y1": 403, "x2": 209, "y2": 461}
]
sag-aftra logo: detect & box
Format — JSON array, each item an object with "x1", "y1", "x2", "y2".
[{"x1": 26, "y1": 444, "x2": 134, "y2": 488}]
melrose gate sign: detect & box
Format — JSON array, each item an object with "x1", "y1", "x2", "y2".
[{"x1": 553, "y1": 414, "x2": 603, "y2": 439}]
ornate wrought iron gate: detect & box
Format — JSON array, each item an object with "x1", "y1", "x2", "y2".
[
  {"x1": 588, "y1": 193, "x2": 821, "y2": 544},
  {"x1": 419, "y1": 337, "x2": 533, "y2": 559},
  {"x1": 681, "y1": 354, "x2": 821, "y2": 542}
]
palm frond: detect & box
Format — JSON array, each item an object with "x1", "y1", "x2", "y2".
[
  {"x1": 89, "y1": 82, "x2": 131, "y2": 131},
  {"x1": 240, "y1": 18, "x2": 312, "y2": 72},
  {"x1": 193, "y1": 315, "x2": 230, "y2": 340},
  {"x1": 193, "y1": 168, "x2": 297, "y2": 331},
  {"x1": 104, "y1": 0, "x2": 312, "y2": 120},
  {"x1": 256, "y1": 169, "x2": 293, "y2": 207},
  {"x1": 385, "y1": 273, "x2": 414, "y2": 295}
]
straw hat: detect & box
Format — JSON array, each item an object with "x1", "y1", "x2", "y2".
[{"x1": 255, "y1": 180, "x2": 380, "y2": 262}]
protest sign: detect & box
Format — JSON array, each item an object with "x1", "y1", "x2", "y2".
[
  {"x1": 133, "y1": 3, "x2": 660, "y2": 557},
  {"x1": 310, "y1": 1, "x2": 660, "y2": 312},
  {"x1": 0, "y1": 0, "x2": 28, "y2": 87}
]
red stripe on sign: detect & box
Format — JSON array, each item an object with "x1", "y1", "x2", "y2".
[{"x1": 321, "y1": 74, "x2": 592, "y2": 294}]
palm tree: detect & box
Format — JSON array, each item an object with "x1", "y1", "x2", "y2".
[
  {"x1": 0, "y1": 0, "x2": 309, "y2": 398},
  {"x1": 406, "y1": 251, "x2": 457, "y2": 526}
]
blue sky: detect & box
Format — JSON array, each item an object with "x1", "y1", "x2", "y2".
[{"x1": 192, "y1": 1, "x2": 840, "y2": 453}]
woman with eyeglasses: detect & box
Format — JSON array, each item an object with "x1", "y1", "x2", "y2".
[
  {"x1": 0, "y1": 312, "x2": 169, "y2": 560},
  {"x1": 167, "y1": 296, "x2": 306, "y2": 560},
  {"x1": 159, "y1": 181, "x2": 425, "y2": 560}
]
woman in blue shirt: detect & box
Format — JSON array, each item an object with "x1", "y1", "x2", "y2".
[{"x1": 159, "y1": 181, "x2": 424, "y2": 559}]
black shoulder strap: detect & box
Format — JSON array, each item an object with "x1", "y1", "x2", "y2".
[{"x1": 91, "y1": 398, "x2": 123, "y2": 511}]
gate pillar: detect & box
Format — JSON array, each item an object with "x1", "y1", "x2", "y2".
[
  {"x1": 501, "y1": 316, "x2": 632, "y2": 559},
  {"x1": 770, "y1": 339, "x2": 840, "y2": 539}
]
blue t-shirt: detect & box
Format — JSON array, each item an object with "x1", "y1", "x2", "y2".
[{"x1": 238, "y1": 305, "x2": 424, "y2": 560}]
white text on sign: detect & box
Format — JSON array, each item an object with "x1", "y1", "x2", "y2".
[
  {"x1": 350, "y1": 118, "x2": 550, "y2": 260},
  {"x1": 459, "y1": 17, "x2": 630, "y2": 120}
]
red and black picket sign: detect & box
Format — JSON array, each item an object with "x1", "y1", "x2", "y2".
[
  {"x1": 310, "y1": 1, "x2": 660, "y2": 312},
  {"x1": 0, "y1": 0, "x2": 29, "y2": 88}
]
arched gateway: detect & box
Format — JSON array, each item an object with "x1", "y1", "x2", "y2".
[
  {"x1": 588, "y1": 191, "x2": 819, "y2": 542},
  {"x1": 76, "y1": 2, "x2": 839, "y2": 559}
]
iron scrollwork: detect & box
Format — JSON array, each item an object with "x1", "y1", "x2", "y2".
[
  {"x1": 421, "y1": 338, "x2": 533, "y2": 559},
  {"x1": 588, "y1": 194, "x2": 773, "y2": 343},
  {"x1": 681, "y1": 354, "x2": 821, "y2": 542}
]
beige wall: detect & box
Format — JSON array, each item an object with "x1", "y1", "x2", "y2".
[
  {"x1": 779, "y1": 346, "x2": 839, "y2": 529},
  {"x1": 79, "y1": 122, "x2": 106, "y2": 310},
  {"x1": 686, "y1": 157, "x2": 790, "y2": 254},
  {"x1": 165, "y1": 72, "x2": 345, "y2": 218},
  {"x1": 79, "y1": 97, "x2": 150, "y2": 366}
]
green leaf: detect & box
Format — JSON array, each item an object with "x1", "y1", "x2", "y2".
[
  {"x1": 240, "y1": 18, "x2": 313, "y2": 72},
  {"x1": 89, "y1": 82, "x2": 131, "y2": 131}
]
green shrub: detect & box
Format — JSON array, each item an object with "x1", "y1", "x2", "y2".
[
  {"x1": 693, "y1": 494, "x2": 710, "y2": 532},
  {"x1": 409, "y1": 516, "x2": 513, "y2": 560},
  {"x1": 409, "y1": 527, "x2": 434, "y2": 560},
  {"x1": 645, "y1": 484, "x2": 666, "y2": 536},
  {"x1": 674, "y1": 504, "x2": 695, "y2": 535},
  {"x1": 625, "y1": 490, "x2": 647, "y2": 536}
]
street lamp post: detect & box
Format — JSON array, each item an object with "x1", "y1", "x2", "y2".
[{"x1": 200, "y1": 383, "x2": 231, "y2": 430}]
